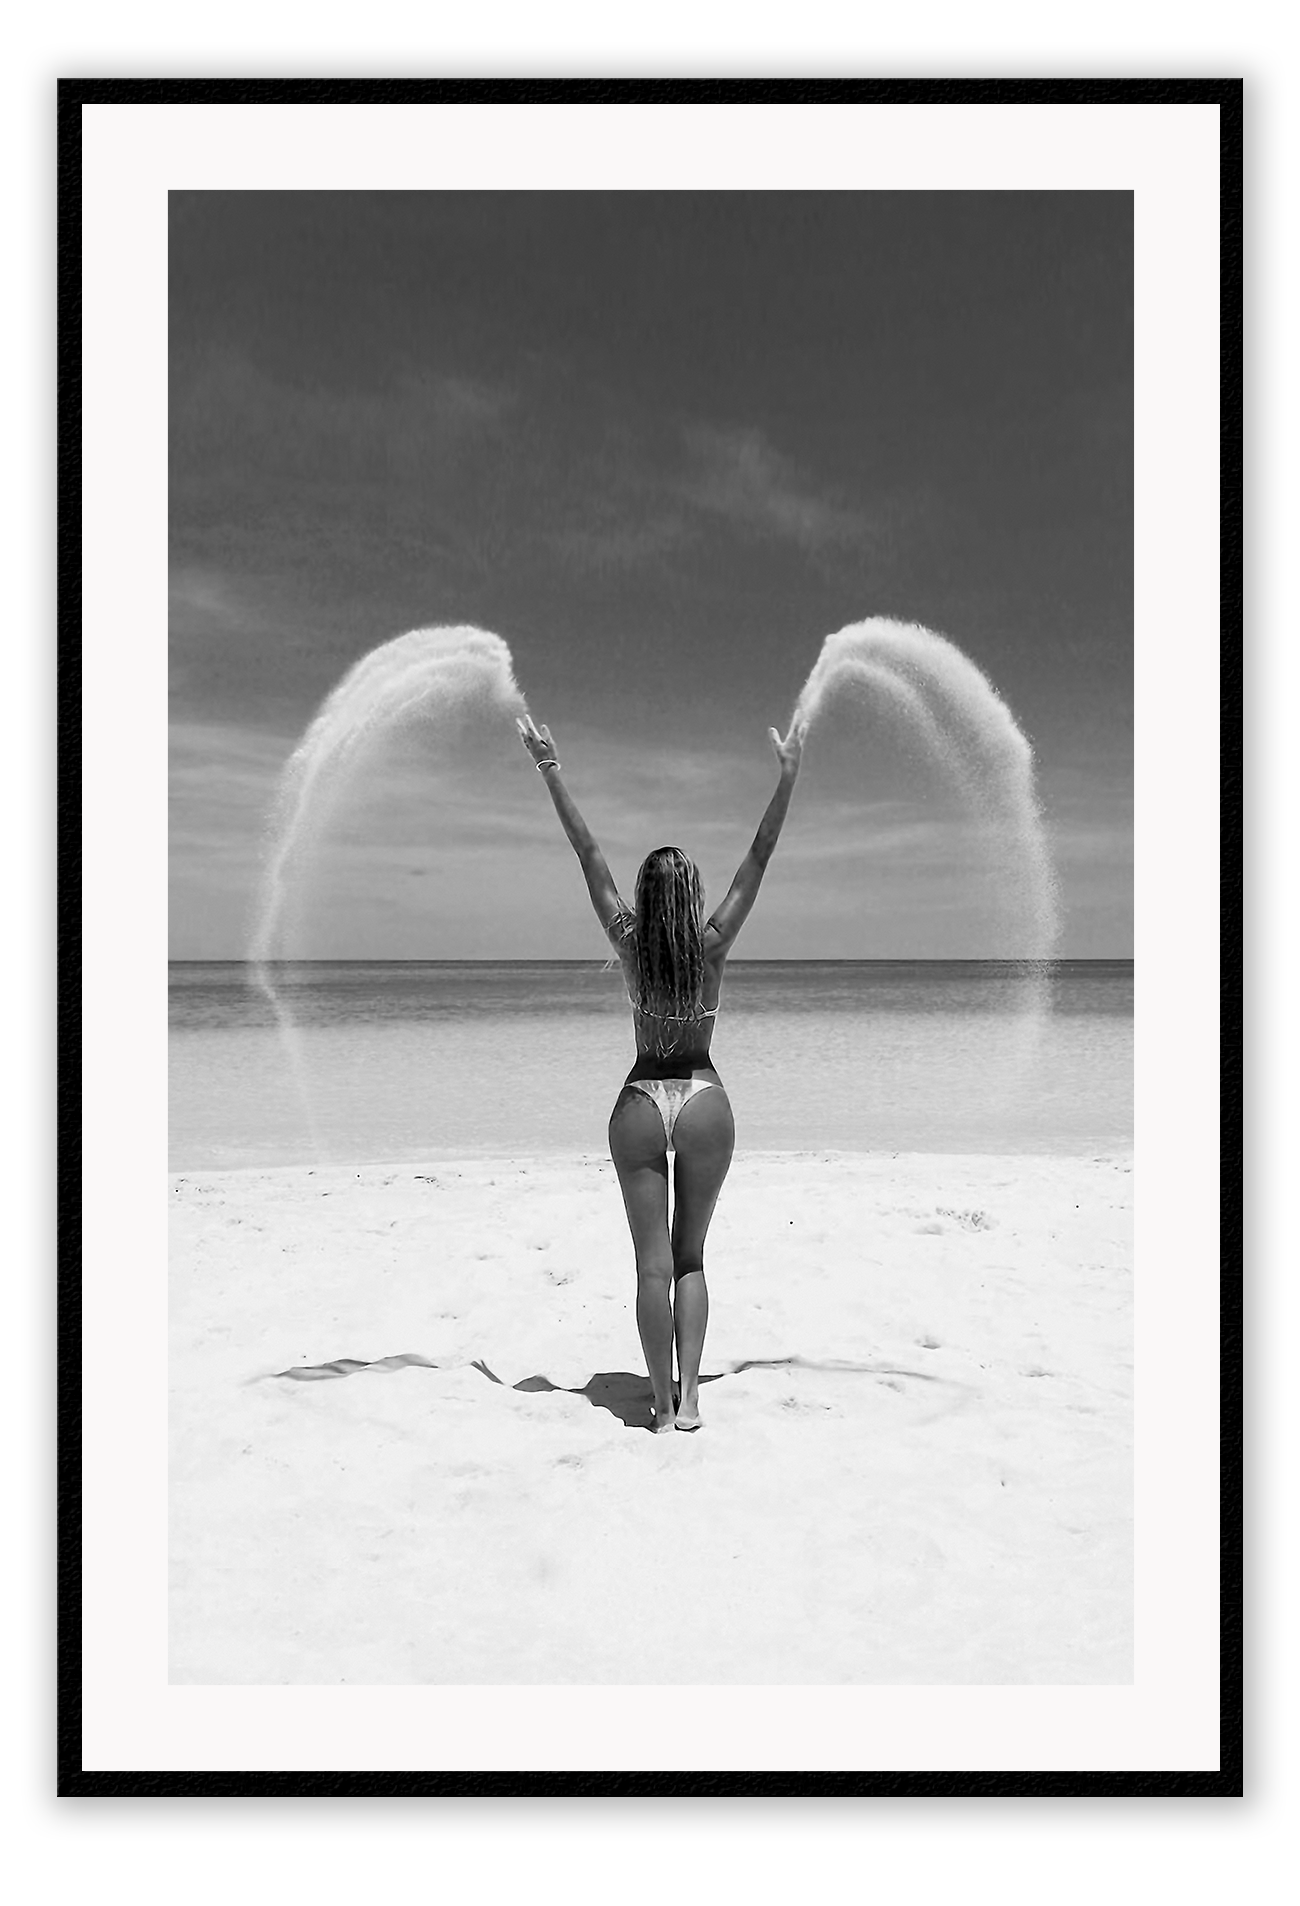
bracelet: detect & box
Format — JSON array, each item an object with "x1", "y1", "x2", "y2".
[{"x1": 537, "y1": 758, "x2": 561, "y2": 773}]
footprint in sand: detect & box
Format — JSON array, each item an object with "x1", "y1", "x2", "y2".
[{"x1": 937, "y1": 1207, "x2": 997, "y2": 1232}]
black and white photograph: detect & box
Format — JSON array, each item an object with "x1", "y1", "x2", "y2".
[{"x1": 167, "y1": 185, "x2": 1136, "y2": 1689}]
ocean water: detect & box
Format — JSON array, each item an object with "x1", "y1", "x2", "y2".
[{"x1": 169, "y1": 961, "x2": 1132, "y2": 1169}]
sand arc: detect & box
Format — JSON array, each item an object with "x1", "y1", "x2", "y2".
[
  {"x1": 792, "y1": 617, "x2": 1060, "y2": 960},
  {"x1": 250, "y1": 624, "x2": 529, "y2": 969}
]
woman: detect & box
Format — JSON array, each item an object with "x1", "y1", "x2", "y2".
[{"x1": 517, "y1": 712, "x2": 804, "y2": 1433}]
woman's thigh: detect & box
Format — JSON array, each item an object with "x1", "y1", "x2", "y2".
[
  {"x1": 608, "y1": 1087, "x2": 670, "y2": 1261},
  {"x1": 671, "y1": 1086, "x2": 736, "y2": 1259}
]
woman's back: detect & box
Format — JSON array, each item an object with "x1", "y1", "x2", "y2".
[{"x1": 619, "y1": 930, "x2": 725, "y2": 1067}]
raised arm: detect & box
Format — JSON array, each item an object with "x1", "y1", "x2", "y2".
[
  {"x1": 517, "y1": 716, "x2": 624, "y2": 936},
  {"x1": 706, "y1": 722, "x2": 805, "y2": 953}
]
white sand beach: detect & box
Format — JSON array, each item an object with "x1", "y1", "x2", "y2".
[{"x1": 169, "y1": 1151, "x2": 1131, "y2": 1685}]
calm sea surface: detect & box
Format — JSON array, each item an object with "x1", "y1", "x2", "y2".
[{"x1": 169, "y1": 960, "x2": 1132, "y2": 1169}]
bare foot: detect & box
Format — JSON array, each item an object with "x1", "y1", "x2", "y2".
[
  {"x1": 675, "y1": 1389, "x2": 701, "y2": 1431},
  {"x1": 650, "y1": 1401, "x2": 677, "y2": 1434}
]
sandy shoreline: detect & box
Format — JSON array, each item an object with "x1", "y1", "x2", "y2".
[{"x1": 170, "y1": 1150, "x2": 1132, "y2": 1685}]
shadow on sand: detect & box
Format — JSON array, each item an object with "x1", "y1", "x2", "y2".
[
  {"x1": 269, "y1": 1352, "x2": 945, "y2": 1433},
  {"x1": 479, "y1": 1365, "x2": 726, "y2": 1432}
]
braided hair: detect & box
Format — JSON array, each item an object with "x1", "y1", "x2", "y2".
[{"x1": 629, "y1": 847, "x2": 706, "y2": 1019}]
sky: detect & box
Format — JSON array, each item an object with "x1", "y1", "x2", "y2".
[{"x1": 169, "y1": 191, "x2": 1132, "y2": 959}]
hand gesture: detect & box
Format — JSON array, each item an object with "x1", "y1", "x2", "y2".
[
  {"x1": 516, "y1": 715, "x2": 560, "y2": 770},
  {"x1": 768, "y1": 719, "x2": 806, "y2": 777}
]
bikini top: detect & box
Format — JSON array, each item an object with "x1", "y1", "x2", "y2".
[
  {"x1": 626, "y1": 995, "x2": 720, "y2": 1026},
  {"x1": 610, "y1": 906, "x2": 720, "y2": 1046},
  {"x1": 628, "y1": 998, "x2": 718, "y2": 1063}
]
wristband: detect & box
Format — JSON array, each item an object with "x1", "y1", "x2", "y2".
[{"x1": 537, "y1": 758, "x2": 561, "y2": 773}]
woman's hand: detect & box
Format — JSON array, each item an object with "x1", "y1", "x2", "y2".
[
  {"x1": 768, "y1": 719, "x2": 806, "y2": 778},
  {"x1": 517, "y1": 715, "x2": 560, "y2": 771}
]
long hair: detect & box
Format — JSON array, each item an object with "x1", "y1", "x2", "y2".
[{"x1": 629, "y1": 846, "x2": 706, "y2": 1018}]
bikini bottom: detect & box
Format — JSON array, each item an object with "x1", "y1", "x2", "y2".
[{"x1": 625, "y1": 1076, "x2": 723, "y2": 1150}]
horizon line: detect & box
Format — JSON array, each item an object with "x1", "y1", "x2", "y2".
[{"x1": 168, "y1": 954, "x2": 1135, "y2": 967}]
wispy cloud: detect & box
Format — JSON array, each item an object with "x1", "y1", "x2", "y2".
[
  {"x1": 535, "y1": 416, "x2": 893, "y2": 581},
  {"x1": 169, "y1": 566, "x2": 281, "y2": 649},
  {"x1": 173, "y1": 351, "x2": 514, "y2": 477},
  {"x1": 679, "y1": 423, "x2": 881, "y2": 554}
]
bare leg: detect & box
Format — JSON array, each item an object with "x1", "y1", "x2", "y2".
[
  {"x1": 670, "y1": 1087, "x2": 735, "y2": 1427},
  {"x1": 609, "y1": 1089, "x2": 676, "y2": 1430},
  {"x1": 636, "y1": 1262, "x2": 676, "y2": 1428},
  {"x1": 672, "y1": 1271, "x2": 709, "y2": 1423}
]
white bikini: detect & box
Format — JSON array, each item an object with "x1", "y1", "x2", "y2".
[
  {"x1": 625, "y1": 1074, "x2": 719, "y2": 1149},
  {"x1": 623, "y1": 995, "x2": 723, "y2": 1148}
]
